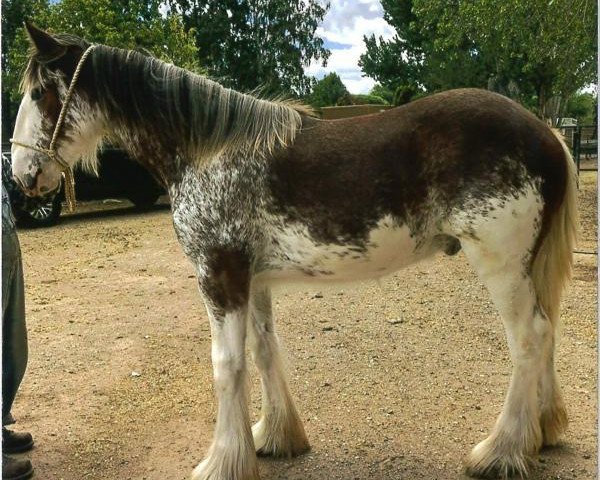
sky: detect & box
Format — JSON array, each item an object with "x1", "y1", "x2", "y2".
[{"x1": 306, "y1": 0, "x2": 396, "y2": 94}]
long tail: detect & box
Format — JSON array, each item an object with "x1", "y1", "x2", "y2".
[{"x1": 531, "y1": 131, "x2": 579, "y2": 326}]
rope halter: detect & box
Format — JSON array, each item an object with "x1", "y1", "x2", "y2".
[{"x1": 10, "y1": 44, "x2": 96, "y2": 212}]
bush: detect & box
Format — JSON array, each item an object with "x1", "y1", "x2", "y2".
[
  {"x1": 350, "y1": 94, "x2": 387, "y2": 105},
  {"x1": 564, "y1": 92, "x2": 597, "y2": 125},
  {"x1": 307, "y1": 73, "x2": 349, "y2": 108},
  {"x1": 393, "y1": 85, "x2": 420, "y2": 106}
]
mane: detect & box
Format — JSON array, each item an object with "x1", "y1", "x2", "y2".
[{"x1": 22, "y1": 35, "x2": 312, "y2": 166}]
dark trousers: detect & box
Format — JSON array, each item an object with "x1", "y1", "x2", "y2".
[{"x1": 2, "y1": 232, "x2": 27, "y2": 425}]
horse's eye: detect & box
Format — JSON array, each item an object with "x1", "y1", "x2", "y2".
[{"x1": 30, "y1": 88, "x2": 43, "y2": 101}]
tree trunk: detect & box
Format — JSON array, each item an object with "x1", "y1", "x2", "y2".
[{"x1": 538, "y1": 83, "x2": 547, "y2": 122}]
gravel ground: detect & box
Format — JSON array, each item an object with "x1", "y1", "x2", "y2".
[{"x1": 9, "y1": 171, "x2": 597, "y2": 480}]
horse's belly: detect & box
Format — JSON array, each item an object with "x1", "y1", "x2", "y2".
[{"x1": 259, "y1": 216, "x2": 433, "y2": 283}]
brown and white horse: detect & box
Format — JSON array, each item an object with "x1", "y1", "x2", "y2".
[{"x1": 11, "y1": 23, "x2": 577, "y2": 480}]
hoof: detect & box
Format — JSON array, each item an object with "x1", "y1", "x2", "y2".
[
  {"x1": 252, "y1": 417, "x2": 310, "y2": 458},
  {"x1": 465, "y1": 438, "x2": 532, "y2": 479},
  {"x1": 191, "y1": 450, "x2": 260, "y2": 480},
  {"x1": 255, "y1": 439, "x2": 310, "y2": 459},
  {"x1": 540, "y1": 402, "x2": 568, "y2": 447}
]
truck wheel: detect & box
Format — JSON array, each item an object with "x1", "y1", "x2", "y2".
[
  {"x1": 17, "y1": 195, "x2": 62, "y2": 228},
  {"x1": 128, "y1": 192, "x2": 160, "y2": 210}
]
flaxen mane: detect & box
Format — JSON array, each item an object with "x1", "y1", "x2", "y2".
[{"x1": 22, "y1": 33, "x2": 311, "y2": 167}]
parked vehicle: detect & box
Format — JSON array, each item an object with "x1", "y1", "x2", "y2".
[
  {"x1": 556, "y1": 117, "x2": 578, "y2": 127},
  {"x1": 2, "y1": 145, "x2": 165, "y2": 227}
]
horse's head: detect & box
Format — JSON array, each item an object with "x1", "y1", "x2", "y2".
[{"x1": 11, "y1": 22, "x2": 103, "y2": 198}]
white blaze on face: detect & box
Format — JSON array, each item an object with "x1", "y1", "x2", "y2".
[
  {"x1": 11, "y1": 81, "x2": 105, "y2": 197},
  {"x1": 11, "y1": 92, "x2": 62, "y2": 196}
]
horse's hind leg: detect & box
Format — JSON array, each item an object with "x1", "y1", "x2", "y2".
[
  {"x1": 248, "y1": 287, "x2": 310, "y2": 457},
  {"x1": 538, "y1": 337, "x2": 568, "y2": 447},
  {"x1": 462, "y1": 255, "x2": 548, "y2": 478},
  {"x1": 453, "y1": 189, "x2": 563, "y2": 478}
]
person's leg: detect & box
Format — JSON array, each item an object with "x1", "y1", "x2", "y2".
[
  {"x1": 2, "y1": 233, "x2": 34, "y2": 479},
  {"x1": 2, "y1": 454, "x2": 33, "y2": 480},
  {"x1": 2, "y1": 233, "x2": 28, "y2": 425}
]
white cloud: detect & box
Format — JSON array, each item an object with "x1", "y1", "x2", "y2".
[
  {"x1": 309, "y1": 1, "x2": 395, "y2": 94},
  {"x1": 316, "y1": 16, "x2": 393, "y2": 47},
  {"x1": 307, "y1": 45, "x2": 361, "y2": 75},
  {"x1": 344, "y1": 77, "x2": 377, "y2": 94}
]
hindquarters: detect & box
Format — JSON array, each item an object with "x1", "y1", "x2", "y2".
[
  {"x1": 445, "y1": 131, "x2": 577, "y2": 478},
  {"x1": 444, "y1": 121, "x2": 577, "y2": 347}
]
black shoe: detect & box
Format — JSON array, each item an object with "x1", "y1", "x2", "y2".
[
  {"x1": 2, "y1": 454, "x2": 34, "y2": 480},
  {"x1": 2, "y1": 428, "x2": 34, "y2": 454}
]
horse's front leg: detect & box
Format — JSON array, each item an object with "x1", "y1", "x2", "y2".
[
  {"x1": 192, "y1": 250, "x2": 259, "y2": 480},
  {"x1": 249, "y1": 287, "x2": 310, "y2": 458}
]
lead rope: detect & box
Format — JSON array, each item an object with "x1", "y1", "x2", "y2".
[{"x1": 10, "y1": 44, "x2": 96, "y2": 212}]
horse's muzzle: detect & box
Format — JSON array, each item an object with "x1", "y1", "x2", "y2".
[{"x1": 13, "y1": 169, "x2": 59, "y2": 199}]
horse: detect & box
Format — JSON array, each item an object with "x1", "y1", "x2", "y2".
[{"x1": 11, "y1": 23, "x2": 577, "y2": 480}]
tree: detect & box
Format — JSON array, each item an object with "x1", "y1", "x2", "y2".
[
  {"x1": 360, "y1": 0, "x2": 490, "y2": 93},
  {"x1": 451, "y1": 0, "x2": 597, "y2": 118},
  {"x1": 307, "y1": 72, "x2": 349, "y2": 108},
  {"x1": 47, "y1": 0, "x2": 199, "y2": 70},
  {"x1": 564, "y1": 92, "x2": 597, "y2": 125},
  {"x1": 2, "y1": 0, "x2": 199, "y2": 138},
  {"x1": 167, "y1": 0, "x2": 330, "y2": 95},
  {"x1": 393, "y1": 85, "x2": 420, "y2": 106},
  {"x1": 308, "y1": 79, "x2": 389, "y2": 107},
  {"x1": 360, "y1": 0, "x2": 597, "y2": 120},
  {"x1": 369, "y1": 84, "x2": 394, "y2": 104},
  {"x1": 336, "y1": 91, "x2": 353, "y2": 106}
]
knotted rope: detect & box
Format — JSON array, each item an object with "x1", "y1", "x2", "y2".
[{"x1": 10, "y1": 44, "x2": 96, "y2": 212}]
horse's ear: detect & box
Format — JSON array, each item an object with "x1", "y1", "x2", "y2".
[{"x1": 24, "y1": 21, "x2": 67, "y2": 62}]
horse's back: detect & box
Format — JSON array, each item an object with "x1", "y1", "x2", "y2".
[{"x1": 266, "y1": 89, "x2": 566, "y2": 251}]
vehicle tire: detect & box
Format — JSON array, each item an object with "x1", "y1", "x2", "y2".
[
  {"x1": 127, "y1": 191, "x2": 160, "y2": 210},
  {"x1": 16, "y1": 195, "x2": 62, "y2": 228}
]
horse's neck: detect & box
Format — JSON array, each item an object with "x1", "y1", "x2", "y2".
[
  {"x1": 108, "y1": 125, "x2": 181, "y2": 186},
  {"x1": 96, "y1": 58, "x2": 302, "y2": 184}
]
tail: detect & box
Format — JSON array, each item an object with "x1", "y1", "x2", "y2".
[{"x1": 531, "y1": 130, "x2": 579, "y2": 326}]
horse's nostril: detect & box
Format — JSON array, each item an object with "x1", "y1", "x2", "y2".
[{"x1": 23, "y1": 168, "x2": 42, "y2": 190}]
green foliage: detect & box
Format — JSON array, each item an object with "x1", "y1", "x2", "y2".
[
  {"x1": 2, "y1": 0, "x2": 50, "y2": 102},
  {"x1": 369, "y1": 84, "x2": 394, "y2": 104},
  {"x1": 350, "y1": 94, "x2": 386, "y2": 105},
  {"x1": 167, "y1": 0, "x2": 330, "y2": 96},
  {"x1": 336, "y1": 91, "x2": 353, "y2": 106},
  {"x1": 1, "y1": 0, "x2": 199, "y2": 138},
  {"x1": 448, "y1": 0, "x2": 597, "y2": 117},
  {"x1": 46, "y1": 0, "x2": 200, "y2": 70},
  {"x1": 360, "y1": 0, "x2": 597, "y2": 119},
  {"x1": 307, "y1": 75, "x2": 391, "y2": 107},
  {"x1": 393, "y1": 85, "x2": 420, "y2": 106},
  {"x1": 307, "y1": 72, "x2": 349, "y2": 108},
  {"x1": 360, "y1": 0, "x2": 488, "y2": 92},
  {"x1": 564, "y1": 92, "x2": 597, "y2": 125}
]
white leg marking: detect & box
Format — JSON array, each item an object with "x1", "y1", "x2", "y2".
[
  {"x1": 538, "y1": 340, "x2": 568, "y2": 446},
  {"x1": 464, "y1": 264, "x2": 548, "y2": 478},
  {"x1": 451, "y1": 186, "x2": 553, "y2": 477},
  {"x1": 192, "y1": 306, "x2": 259, "y2": 480},
  {"x1": 248, "y1": 288, "x2": 309, "y2": 457}
]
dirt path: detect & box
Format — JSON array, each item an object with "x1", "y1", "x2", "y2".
[{"x1": 10, "y1": 172, "x2": 597, "y2": 480}]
